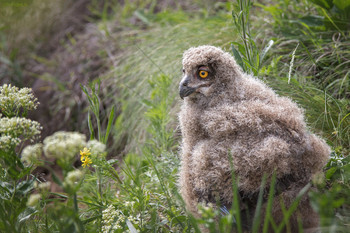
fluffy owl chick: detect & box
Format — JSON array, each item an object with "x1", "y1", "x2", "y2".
[{"x1": 178, "y1": 45, "x2": 330, "y2": 231}]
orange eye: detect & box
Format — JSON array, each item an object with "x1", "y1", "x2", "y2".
[{"x1": 199, "y1": 70, "x2": 208, "y2": 78}]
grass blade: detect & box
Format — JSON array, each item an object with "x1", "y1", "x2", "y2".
[
  {"x1": 87, "y1": 111, "x2": 95, "y2": 140},
  {"x1": 252, "y1": 174, "x2": 267, "y2": 233},
  {"x1": 276, "y1": 183, "x2": 311, "y2": 232},
  {"x1": 126, "y1": 219, "x2": 138, "y2": 233},
  {"x1": 104, "y1": 106, "x2": 115, "y2": 144},
  {"x1": 263, "y1": 173, "x2": 277, "y2": 233}
]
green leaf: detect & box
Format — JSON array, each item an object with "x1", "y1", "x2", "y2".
[
  {"x1": 170, "y1": 215, "x2": 187, "y2": 227},
  {"x1": 276, "y1": 183, "x2": 311, "y2": 232},
  {"x1": 231, "y1": 43, "x2": 244, "y2": 71},
  {"x1": 252, "y1": 175, "x2": 267, "y2": 233},
  {"x1": 263, "y1": 173, "x2": 276, "y2": 233},
  {"x1": 232, "y1": 42, "x2": 247, "y2": 58},
  {"x1": 0, "y1": 181, "x2": 12, "y2": 199},
  {"x1": 16, "y1": 180, "x2": 34, "y2": 195},
  {"x1": 298, "y1": 15, "x2": 324, "y2": 27},
  {"x1": 88, "y1": 111, "x2": 95, "y2": 140},
  {"x1": 45, "y1": 166, "x2": 63, "y2": 186},
  {"x1": 18, "y1": 207, "x2": 37, "y2": 223},
  {"x1": 126, "y1": 219, "x2": 139, "y2": 233},
  {"x1": 104, "y1": 106, "x2": 115, "y2": 144},
  {"x1": 326, "y1": 167, "x2": 337, "y2": 179},
  {"x1": 333, "y1": 0, "x2": 350, "y2": 10},
  {"x1": 332, "y1": 198, "x2": 345, "y2": 208},
  {"x1": 133, "y1": 10, "x2": 150, "y2": 26},
  {"x1": 308, "y1": 0, "x2": 333, "y2": 9}
]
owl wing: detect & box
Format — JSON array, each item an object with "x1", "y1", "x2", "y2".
[{"x1": 201, "y1": 99, "x2": 309, "y2": 193}]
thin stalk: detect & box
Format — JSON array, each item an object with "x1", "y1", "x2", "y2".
[
  {"x1": 96, "y1": 115, "x2": 101, "y2": 142},
  {"x1": 108, "y1": 166, "x2": 123, "y2": 184},
  {"x1": 45, "y1": 212, "x2": 49, "y2": 233},
  {"x1": 74, "y1": 193, "x2": 78, "y2": 213},
  {"x1": 240, "y1": 0, "x2": 251, "y2": 65},
  {"x1": 262, "y1": 174, "x2": 277, "y2": 233},
  {"x1": 252, "y1": 174, "x2": 267, "y2": 233}
]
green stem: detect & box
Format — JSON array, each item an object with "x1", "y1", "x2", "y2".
[
  {"x1": 108, "y1": 166, "x2": 123, "y2": 184},
  {"x1": 240, "y1": 0, "x2": 251, "y2": 65},
  {"x1": 98, "y1": 167, "x2": 102, "y2": 202},
  {"x1": 74, "y1": 193, "x2": 78, "y2": 213},
  {"x1": 96, "y1": 116, "x2": 101, "y2": 142}
]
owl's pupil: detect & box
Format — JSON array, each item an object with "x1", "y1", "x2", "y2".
[{"x1": 201, "y1": 72, "x2": 205, "y2": 75}]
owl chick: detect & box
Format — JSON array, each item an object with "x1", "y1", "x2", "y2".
[{"x1": 178, "y1": 45, "x2": 330, "y2": 232}]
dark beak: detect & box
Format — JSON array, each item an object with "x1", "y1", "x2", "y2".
[{"x1": 179, "y1": 76, "x2": 195, "y2": 99}]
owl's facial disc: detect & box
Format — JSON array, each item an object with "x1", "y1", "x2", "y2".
[{"x1": 179, "y1": 66, "x2": 212, "y2": 99}]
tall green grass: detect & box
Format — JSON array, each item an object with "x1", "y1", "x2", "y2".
[{"x1": 104, "y1": 12, "x2": 233, "y2": 153}]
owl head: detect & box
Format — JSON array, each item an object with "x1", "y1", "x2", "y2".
[{"x1": 179, "y1": 45, "x2": 240, "y2": 99}]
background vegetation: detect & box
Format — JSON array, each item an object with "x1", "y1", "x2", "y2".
[{"x1": 0, "y1": 0, "x2": 349, "y2": 232}]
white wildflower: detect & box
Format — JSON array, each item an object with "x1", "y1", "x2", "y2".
[
  {"x1": 21, "y1": 143, "x2": 43, "y2": 165},
  {"x1": 87, "y1": 139, "x2": 106, "y2": 156},
  {"x1": 0, "y1": 117, "x2": 42, "y2": 141},
  {"x1": 64, "y1": 169, "x2": 84, "y2": 188},
  {"x1": 38, "y1": 181, "x2": 51, "y2": 191},
  {"x1": 43, "y1": 131, "x2": 86, "y2": 160},
  {"x1": 127, "y1": 215, "x2": 140, "y2": 225},
  {"x1": 124, "y1": 201, "x2": 135, "y2": 207},
  {"x1": 0, "y1": 135, "x2": 21, "y2": 151},
  {"x1": 27, "y1": 193, "x2": 41, "y2": 207},
  {"x1": 101, "y1": 205, "x2": 122, "y2": 233},
  {"x1": 101, "y1": 205, "x2": 139, "y2": 233},
  {"x1": 0, "y1": 84, "x2": 39, "y2": 115}
]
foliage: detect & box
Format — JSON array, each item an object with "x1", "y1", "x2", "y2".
[
  {"x1": 81, "y1": 81, "x2": 116, "y2": 144},
  {"x1": 307, "y1": 0, "x2": 350, "y2": 31},
  {"x1": 309, "y1": 150, "x2": 350, "y2": 231},
  {"x1": 109, "y1": 13, "x2": 232, "y2": 153},
  {"x1": 231, "y1": 0, "x2": 274, "y2": 76},
  {"x1": 0, "y1": 85, "x2": 41, "y2": 232}
]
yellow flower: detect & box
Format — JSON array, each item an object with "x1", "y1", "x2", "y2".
[
  {"x1": 81, "y1": 156, "x2": 92, "y2": 168},
  {"x1": 80, "y1": 147, "x2": 93, "y2": 168},
  {"x1": 80, "y1": 147, "x2": 91, "y2": 161}
]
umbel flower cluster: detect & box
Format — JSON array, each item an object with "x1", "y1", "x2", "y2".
[
  {"x1": 43, "y1": 131, "x2": 87, "y2": 160},
  {"x1": 20, "y1": 131, "x2": 106, "y2": 167},
  {"x1": 21, "y1": 143, "x2": 43, "y2": 165},
  {"x1": 101, "y1": 205, "x2": 139, "y2": 233},
  {"x1": 0, "y1": 84, "x2": 42, "y2": 152},
  {"x1": 0, "y1": 84, "x2": 39, "y2": 117},
  {"x1": 63, "y1": 169, "x2": 84, "y2": 189}
]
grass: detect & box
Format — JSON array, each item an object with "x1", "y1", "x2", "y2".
[
  {"x1": 0, "y1": 0, "x2": 350, "y2": 232},
  {"x1": 103, "y1": 12, "x2": 233, "y2": 153}
]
